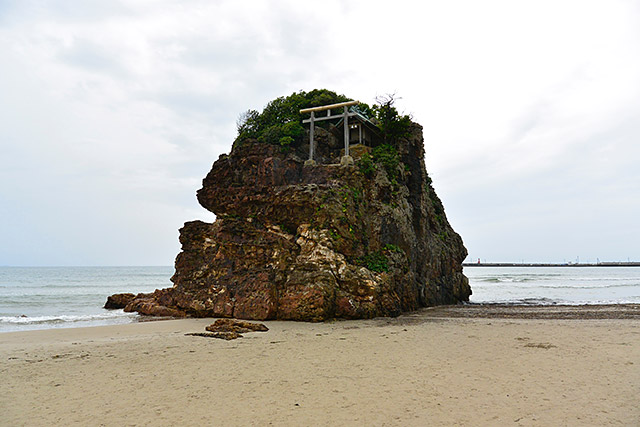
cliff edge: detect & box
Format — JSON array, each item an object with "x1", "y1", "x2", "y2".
[{"x1": 108, "y1": 91, "x2": 471, "y2": 321}]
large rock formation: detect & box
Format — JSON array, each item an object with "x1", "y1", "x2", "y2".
[{"x1": 112, "y1": 119, "x2": 471, "y2": 321}]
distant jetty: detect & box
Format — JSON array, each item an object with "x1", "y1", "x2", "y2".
[{"x1": 463, "y1": 262, "x2": 640, "y2": 267}]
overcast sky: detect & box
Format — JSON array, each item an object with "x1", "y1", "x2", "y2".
[{"x1": 1, "y1": 0, "x2": 639, "y2": 266}]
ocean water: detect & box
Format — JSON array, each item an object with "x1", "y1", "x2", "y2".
[
  {"x1": 2, "y1": 266, "x2": 639, "y2": 333},
  {"x1": 0, "y1": 266, "x2": 172, "y2": 333},
  {"x1": 466, "y1": 266, "x2": 640, "y2": 305}
]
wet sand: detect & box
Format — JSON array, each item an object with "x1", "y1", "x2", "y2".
[{"x1": 2, "y1": 305, "x2": 639, "y2": 426}]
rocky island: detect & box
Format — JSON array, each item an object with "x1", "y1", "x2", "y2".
[{"x1": 107, "y1": 89, "x2": 471, "y2": 321}]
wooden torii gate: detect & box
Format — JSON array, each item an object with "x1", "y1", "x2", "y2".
[{"x1": 300, "y1": 100, "x2": 360, "y2": 165}]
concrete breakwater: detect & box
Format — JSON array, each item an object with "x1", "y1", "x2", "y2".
[{"x1": 464, "y1": 262, "x2": 640, "y2": 267}]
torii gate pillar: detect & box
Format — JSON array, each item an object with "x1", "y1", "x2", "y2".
[
  {"x1": 300, "y1": 100, "x2": 359, "y2": 166},
  {"x1": 340, "y1": 106, "x2": 354, "y2": 166}
]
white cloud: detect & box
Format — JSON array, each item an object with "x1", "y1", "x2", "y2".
[{"x1": 1, "y1": 0, "x2": 639, "y2": 264}]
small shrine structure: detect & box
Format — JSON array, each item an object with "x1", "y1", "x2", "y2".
[{"x1": 300, "y1": 100, "x2": 379, "y2": 165}]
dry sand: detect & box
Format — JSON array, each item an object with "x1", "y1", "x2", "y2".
[{"x1": 1, "y1": 306, "x2": 639, "y2": 426}]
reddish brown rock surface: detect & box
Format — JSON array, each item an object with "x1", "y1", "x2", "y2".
[
  {"x1": 205, "y1": 318, "x2": 269, "y2": 333},
  {"x1": 104, "y1": 293, "x2": 135, "y2": 309},
  {"x1": 108, "y1": 122, "x2": 470, "y2": 321}
]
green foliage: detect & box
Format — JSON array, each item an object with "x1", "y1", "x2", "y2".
[
  {"x1": 383, "y1": 244, "x2": 403, "y2": 253},
  {"x1": 282, "y1": 121, "x2": 304, "y2": 138},
  {"x1": 219, "y1": 213, "x2": 241, "y2": 220},
  {"x1": 258, "y1": 125, "x2": 282, "y2": 145},
  {"x1": 279, "y1": 136, "x2": 294, "y2": 152},
  {"x1": 235, "y1": 89, "x2": 351, "y2": 147},
  {"x1": 372, "y1": 94, "x2": 412, "y2": 143},
  {"x1": 431, "y1": 198, "x2": 444, "y2": 215},
  {"x1": 357, "y1": 251, "x2": 389, "y2": 273},
  {"x1": 256, "y1": 121, "x2": 305, "y2": 148},
  {"x1": 358, "y1": 152, "x2": 376, "y2": 177},
  {"x1": 350, "y1": 187, "x2": 361, "y2": 204},
  {"x1": 236, "y1": 109, "x2": 260, "y2": 138},
  {"x1": 371, "y1": 144, "x2": 399, "y2": 179},
  {"x1": 235, "y1": 90, "x2": 414, "y2": 153}
]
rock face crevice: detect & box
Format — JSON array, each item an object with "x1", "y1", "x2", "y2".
[{"x1": 112, "y1": 122, "x2": 471, "y2": 321}]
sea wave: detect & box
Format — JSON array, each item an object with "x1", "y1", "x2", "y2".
[
  {"x1": 472, "y1": 297, "x2": 560, "y2": 305},
  {"x1": 536, "y1": 283, "x2": 640, "y2": 289},
  {"x1": 478, "y1": 277, "x2": 553, "y2": 283},
  {"x1": 474, "y1": 282, "x2": 640, "y2": 290},
  {"x1": 0, "y1": 311, "x2": 135, "y2": 325},
  {"x1": 469, "y1": 297, "x2": 640, "y2": 305},
  {"x1": 478, "y1": 276, "x2": 640, "y2": 283}
]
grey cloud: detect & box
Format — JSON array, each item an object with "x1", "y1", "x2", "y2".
[
  {"x1": 38, "y1": 0, "x2": 133, "y2": 22},
  {"x1": 178, "y1": 37, "x2": 261, "y2": 68},
  {"x1": 154, "y1": 90, "x2": 226, "y2": 116},
  {"x1": 3, "y1": 0, "x2": 639, "y2": 265},
  {"x1": 57, "y1": 39, "x2": 129, "y2": 77},
  {"x1": 0, "y1": 0, "x2": 20, "y2": 24}
]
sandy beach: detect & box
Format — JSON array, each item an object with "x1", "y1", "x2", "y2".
[{"x1": 2, "y1": 306, "x2": 639, "y2": 426}]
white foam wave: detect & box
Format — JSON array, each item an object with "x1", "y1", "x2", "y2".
[
  {"x1": 470, "y1": 296, "x2": 640, "y2": 305},
  {"x1": 0, "y1": 311, "x2": 135, "y2": 325}
]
